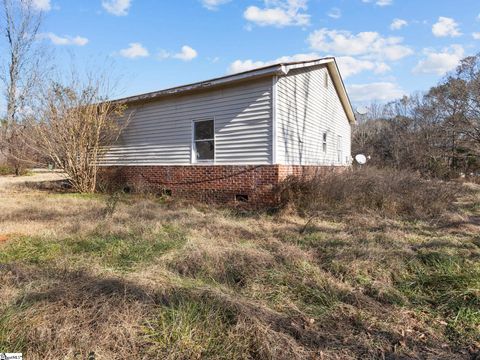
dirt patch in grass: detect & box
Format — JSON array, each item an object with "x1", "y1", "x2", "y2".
[{"x1": 0, "y1": 234, "x2": 11, "y2": 243}]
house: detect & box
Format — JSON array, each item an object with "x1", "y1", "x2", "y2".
[{"x1": 100, "y1": 58, "x2": 356, "y2": 207}]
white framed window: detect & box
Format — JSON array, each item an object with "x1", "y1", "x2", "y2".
[
  {"x1": 337, "y1": 135, "x2": 343, "y2": 164},
  {"x1": 192, "y1": 119, "x2": 215, "y2": 162},
  {"x1": 322, "y1": 132, "x2": 327, "y2": 153}
]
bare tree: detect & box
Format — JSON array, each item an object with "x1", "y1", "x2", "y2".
[
  {"x1": 0, "y1": 0, "x2": 44, "y2": 174},
  {"x1": 451, "y1": 55, "x2": 480, "y2": 155},
  {"x1": 352, "y1": 54, "x2": 480, "y2": 179},
  {"x1": 25, "y1": 73, "x2": 129, "y2": 193},
  {"x1": 353, "y1": 95, "x2": 462, "y2": 178}
]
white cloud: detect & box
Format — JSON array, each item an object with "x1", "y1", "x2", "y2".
[
  {"x1": 119, "y1": 42, "x2": 149, "y2": 59},
  {"x1": 432, "y1": 17, "x2": 461, "y2": 37},
  {"x1": 244, "y1": 0, "x2": 310, "y2": 27},
  {"x1": 348, "y1": 82, "x2": 405, "y2": 102},
  {"x1": 413, "y1": 45, "x2": 464, "y2": 75},
  {"x1": 32, "y1": 0, "x2": 51, "y2": 11},
  {"x1": 227, "y1": 53, "x2": 390, "y2": 79},
  {"x1": 327, "y1": 7, "x2": 341, "y2": 19},
  {"x1": 228, "y1": 59, "x2": 270, "y2": 73},
  {"x1": 362, "y1": 0, "x2": 393, "y2": 7},
  {"x1": 376, "y1": 0, "x2": 392, "y2": 6},
  {"x1": 102, "y1": 0, "x2": 131, "y2": 16},
  {"x1": 158, "y1": 45, "x2": 198, "y2": 61},
  {"x1": 201, "y1": 0, "x2": 230, "y2": 10},
  {"x1": 174, "y1": 45, "x2": 198, "y2": 61},
  {"x1": 38, "y1": 33, "x2": 88, "y2": 46},
  {"x1": 308, "y1": 28, "x2": 413, "y2": 61},
  {"x1": 390, "y1": 18, "x2": 407, "y2": 30},
  {"x1": 336, "y1": 56, "x2": 391, "y2": 78},
  {"x1": 374, "y1": 62, "x2": 392, "y2": 73},
  {"x1": 228, "y1": 53, "x2": 318, "y2": 74},
  {"x1": 473, "y1": 32, "x2": 480, "y2": 40}
]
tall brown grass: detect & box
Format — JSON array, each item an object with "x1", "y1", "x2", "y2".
[
  {"x1": 279, "y1": 167, "x2": 462, "y2": 220},
  {"x1": 0, "y1": 174, "x2": 478, "y2": 359}
]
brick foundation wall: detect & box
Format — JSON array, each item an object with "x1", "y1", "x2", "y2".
[{"x1": 98, "y1": 165, "x2": 346, "y2": 208}]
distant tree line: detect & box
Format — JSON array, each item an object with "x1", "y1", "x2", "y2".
[{"x1": 353, "y1": 55, "x2": 480, "y2": 179}]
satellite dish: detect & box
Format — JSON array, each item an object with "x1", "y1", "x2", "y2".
[
  {"x1": 356, "y1": 106, "x2": 369, "y2": 115},
  {"x1": 355, "y1": 154, "x2": 367, "y2": 165}
]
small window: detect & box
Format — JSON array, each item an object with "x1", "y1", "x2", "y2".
[
  {"x1": 337, "y1": 135, "x2": 343, "y2": 164},
  {"x1": 322, "y1": 132, "x2": 327, "y2": 153},
  {"x1": 193, "y1": 119, "x2": 214, "y2": 161}
]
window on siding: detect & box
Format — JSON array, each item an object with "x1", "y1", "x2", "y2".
[
  {"x1": 324, "y1": 72, "x2": 329, "y2": 88},
  {"x1": 322, "y1": 132, "x2": 327, "y2": 153},
  {"x1": 337, "y1": 135, "x2": 343, "y2": 164},
  {"x1": 193, "y1": 120, "x2": 214, "y2": 161}
]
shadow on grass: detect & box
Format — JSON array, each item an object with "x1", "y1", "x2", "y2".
[{"x1": 1, "y1": 262, "x2": 469, "y2": 359}]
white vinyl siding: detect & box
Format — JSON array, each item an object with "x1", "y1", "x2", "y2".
[
  {"x1": 275, "y1": 65, "x2": 352, "y2": 165},
  {"x1": 101, "y1": 65, "x2": 352, "y2": 167},
  {"x1": 101, "y1": 78, "x2": 273, "y2": 165}
]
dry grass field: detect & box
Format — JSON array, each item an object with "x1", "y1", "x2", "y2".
[{"x1": 0, "y1": 173, "x2": 479, "y2": 359}]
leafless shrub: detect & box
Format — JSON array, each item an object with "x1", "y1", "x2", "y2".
[
  {"x1": 23, "y1": 73, "x2": 130, "y2": 193},
  {"x1": 103, "y1": 191, "x2": 122, "y2": 218}
]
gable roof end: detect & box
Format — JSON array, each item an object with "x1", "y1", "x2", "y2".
[{"x1": 279, "y1": 58, "x2": 356, "y2": 124}]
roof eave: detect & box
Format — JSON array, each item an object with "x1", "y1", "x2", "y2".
[
  {"x1": 327, "y1": 60, "x2": 356, "y2": 125},
  {"x1": 116, "y1": 65, "x2": 285, "y2": 104},
  {"x1": 114, "y1": 57, "x2": 356, "y2": 125}
]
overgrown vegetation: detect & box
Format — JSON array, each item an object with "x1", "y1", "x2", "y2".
[
  {"x1": 279, "y1": 167, "x2": 462, "y2": 225},
  {"x1": 0, "y1": 177, "x2": 478, "y2": 359},
  {"x1": 399, "y1": 252, "x2": 480, "y2": 344}
]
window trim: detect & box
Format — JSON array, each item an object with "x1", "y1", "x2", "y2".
[
  {"x1": 191, "y1": 118, "x2": 215, "y2": 164},
  {"x1": 337, "y1": 135, "x2": 343, "y2": 164}
]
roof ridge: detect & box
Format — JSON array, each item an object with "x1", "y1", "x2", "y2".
[{"x1": 114, "y1": 57, "x2": 333, "y2": 103}]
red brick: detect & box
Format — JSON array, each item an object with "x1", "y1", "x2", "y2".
[{"x1": 98, "y1": 165, "x2": 346, "y2": 208}]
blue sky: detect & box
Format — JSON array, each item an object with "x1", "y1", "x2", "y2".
[{"x1": 10, "y1": 0, "x2": 480, "y2": 104}]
